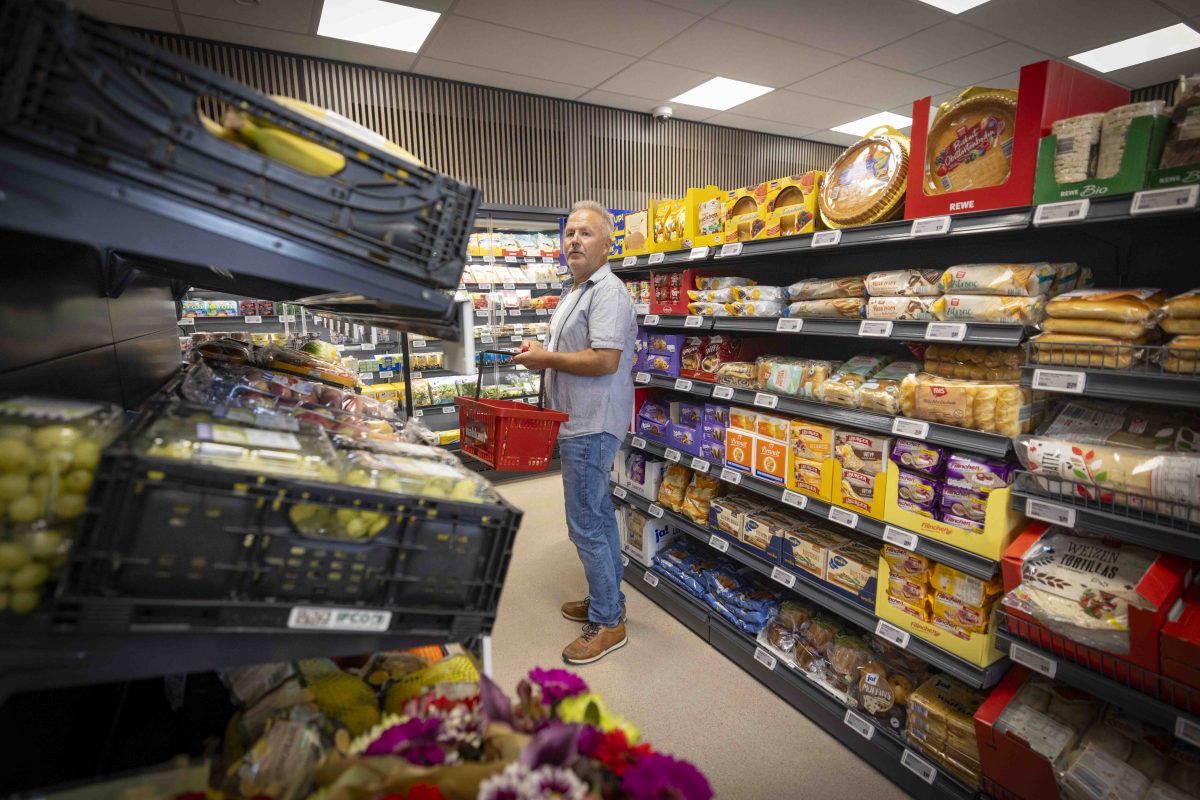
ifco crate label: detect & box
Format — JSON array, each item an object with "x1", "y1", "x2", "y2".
[{"x1": 288, "y1": 606, "x2": 393, "y2": 632}]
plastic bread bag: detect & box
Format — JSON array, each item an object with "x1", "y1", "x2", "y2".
[
  {"x1": 1051, "y1": 262, "x2": 1083, "y2": 295},
  {"x1": 848, "y1": 660, "x2": 914, "y2": 733},
  {"x1": 865, "y1": 269, "x2": 942, "y2": 297},
  {"x1": 815, "y1": 353, "x2": 895, "y2": 407},
  {"x1": 688, "y1": 287, "x2": 737, "y2": 304},
  {"x1": 825, "y1": 635, "x2": 873, "y2": 694},
  {"x1": 681, "y1": 471, "x2": 722, "y2": 525},
  {"x1": 1164, "y1": 288, "x2": 1200, "y2": 321},
  {"x1": 696, "y1": 276, "x2": 755, "y2": 291},
  {"x1": 1028, "y1": 332, "x2": 1147, "y2": 370},
  {"x1": 724, "y1": 300, "x2": 786, "y2": 317},
  {"x1": 1045, "y1": 288, "x2": 1165, "y2": 325},
  {"x1": 924, "y1": 344, "x2": 1023, "y2": 382},
  {"x1": 856, "y1": 361, "x2": 921, "y2": 415},
  {"x1": 899, "y1": 373, "x2": 1034, "y2": 435},
  {"x1": 786, "y1": 298, "x2": 866, "y2": 319},
  {"x1": 756, "y1": 356, "x2": 802, "y2": 395},
  {"x1": 889, "y1": 438, "x2": 947, "y2": 477},
  {"x1": 656, "y1": 463, "x2": 692, "y2": 511},
  {"x1": 787, "y1": 275, "x2": 866, "y2": 300},
  {"x1": 733, "y1": 285, "x2": 788, "y2": 303},
  {"x1": 931, "y1": 294, "x2": 1046, "y2": 325},
  {"x1": 687, "y1": 301, "x2": 732, "y2": 316},
  {"x1": 938, "y1": 263, "x2": 1056, "y2": 297},
  {"x1": 1163, "y1": 335, "x2": 1200, "y2": 375},
  {"x1": 1161, "y1": 74, "x2": 1200, "y2": 169},
  {"x1": 715, "y1": 361, "x2": 758, "y2": 389},
  {"x1": 866, "y1": 296, "x2": 937, "y2": 321},
  {"x1": 801, "y1": 359, "x2": 842, "y2": 400}
]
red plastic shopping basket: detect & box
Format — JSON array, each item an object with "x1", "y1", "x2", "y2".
[{"x1": 456, "y1": 351, "x2": 568, "y2": 472}]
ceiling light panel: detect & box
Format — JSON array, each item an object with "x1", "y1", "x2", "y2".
[
  {"x1": 831, "y1": 111, "x2": 912, "y2": 137},
  {"x1": 913, "y1": 0, "x2": 992, "y2": 12},
  {"x1": 1069, "y1": 23, "x2": 1200, "y2": 72},
  {"x1": 671, "y1": 77, "x2": 773, "y2": 111},
  {"x1": 318, "y1": 0, "x2": 440, "y2": 53}
]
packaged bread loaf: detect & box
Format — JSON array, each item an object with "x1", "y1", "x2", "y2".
[
  {"x1": 786, "y1": 298, "x2": 865, "y2": 319},
  {"x1": 1164, "y1": 335, "x2": 1200, "y2": 375},
  {"x1": 1028, "y1": 332, "x2": 1145, "y2": 369},
  {"x1": 1051, "y1": 262, "x2": 1083, "y2": 294},
  {"x1": 939, "y1": 263, "x2": 1056, "y2": 296},
  {"x1": 1160, "y1": 75, "x2": 1200, "y2": 169},
  {"x1": 733, "y1": 286, "x2": 787, "y2": 303},
  {"x1": 1162, "y1": 318, "x2": 1200, "y2": 335},
  {"x1": 787, "y1": 276, "x2": 866, "y2": 300},
  {"x1": 724, "y1": 300, "x2": 785, "y2": 317},
  {"x1": 696, "y1": 276, "x2": 754, "y2": 291},
  {"x1": 688, "y1": 287, "x2": 738, "y2": 303},
  {"x1": 1042, "y1": 317, "x2": 1152, "y2": 338},
  {"x1": 866, "y1": 296, "x2": 937, "y2": 321},
  {"x1": 687, "y1": 302, "x2": 732, "y2": 316},
  {"x1": 932, "y1": 295, "x2": 1045, "y2": 325},
  {"x1": 716, "y1": 361, "x2": 758, "y2": 389},
  {"x1": 865, "y1": 269, "x2": 942, "y2": 297},
  {"x1": 1045, "y1": 288, "x2": 1164, "y2": 323},
  {"x1": 817, "y1": 353, "x2": 895, "y2": 407},
  {"x1": 924, "y1": 344, "x2": 1022, "y2": 381},
  {"x1": 857, "y1": 361, "x2": 921, "y2": 415},
  {"x1": 1163, "y1": 289, "x2": 1200, "y2": 320},
  {"x1": 900, "y1": 373, "x2": 1034, "y2": 435}
]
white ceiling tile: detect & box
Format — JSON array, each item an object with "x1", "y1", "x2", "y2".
[
  {"x1": 919, "y1": 41, "x2": 1048, "y2": 86},
  {"x1": 802, "y1": 130, "x2": 861, "y2": 147},
  {"x1": 576, "y1": 89, "x2": 716, "y2": 121},
  {"x1": 69, "y1": 0, "x2": 179, "y2": 31},
  {"x1": 980, "y1": 71, "x2": 1020, "y2": 90},
  {"x1": 413, "y1": 57, "x2": 589, "y2": 100},
  {"x1": 785, "y1": 60, "x2": 955, "y2": 110},
  {"x1": 420, "y1": 16, "x2": 634, "y2": 87},
  {"x1": 959, "y1": 0, "x2": 1180, "y2": 57},
  {"x1": 1103, "y1": 47, "x2": 1200, "y2": 89},
  {"x1": 181, "y1": 15, "x2": 417, "y2": 71},
  {"x1": 706, "y1": 112, "x2": 816, "y2": 138},
  {"x1": 650, "y1": 0, "x2": 731, "y2": 13},
  {"x1": 450, "y1": 0, "x2": 700, "y2": 58},
  {"x1": 176, "y1": 0, "x2": 314, "y2": 34},
  {"x1": 732, "y1": 89, "x2": 877, "y2": 129},
  {"x1": 861, "y1": 21, "x2": 1003, "y2": 73},
  {"x1": 596, "y1": 60, "x2": 715, "y2": 102},
  {"x1": 649, "y1": 19, "x2": 847, "y2": 86},
  {"x1": 712, "y1": 0, "x2": 946, "y2": 56}
]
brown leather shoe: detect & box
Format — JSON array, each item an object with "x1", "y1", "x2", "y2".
[
  {"x1": 561, "y1": 598, "x2": 627, "y2": 623},
  {"x1": 563, "y1": 622, "x2": 628, "y2": 665}
]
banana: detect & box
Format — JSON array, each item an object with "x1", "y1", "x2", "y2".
[
  {"x1": 270, "y1": 95, "x2": 424, "y2": 167},
  {"x1": 197, "y1": 109, "x2": 243, "y2": 144},
  {"x1": 222, "y1": 108, "x2": 345, "y2": 177}
]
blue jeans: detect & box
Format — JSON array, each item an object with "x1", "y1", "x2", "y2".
[{"x1": 559, "y1": 432, "x2": 625, "y2": 627}]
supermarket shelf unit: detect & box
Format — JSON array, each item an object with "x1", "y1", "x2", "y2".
[
  {"x1": 1019, "y1": 363, "x2": 1200, "y2": 407},
  {"x1": 621, "y1": 555, "x2": 978, "y2": 800}
]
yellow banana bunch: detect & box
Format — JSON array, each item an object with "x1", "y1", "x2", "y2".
[
  {"x1": 271, "y1": 95, "x2": 424, "y2": 167},
  {"x1": 221, "y1": 107, "x2": 346, "y2": 177}
]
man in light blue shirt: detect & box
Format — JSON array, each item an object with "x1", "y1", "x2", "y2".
[{"x1": 513, "y1": 201, "x2": 636, "y2": 665}]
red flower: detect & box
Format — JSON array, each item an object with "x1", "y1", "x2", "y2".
[
  {"x1": 582, "y1": 727, "x2": 654, "y2": 777},
  {"x1": 407, "y1": 785, "x2": 447, "y2": 800}
]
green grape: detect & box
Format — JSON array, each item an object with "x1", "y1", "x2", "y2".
[
  {"x1": 0, "y1": 543, "x2": 29, "y2": 571},
  {"x1": 0, "y1": 473, "x2": 27, "y2": 501},
  {"x1": 0, "y1": 591, "x2": 7, "y2": 612},
  {"x1": 33, "y1": 425, "x2": 80, "y2": 451},
  {"x1": 9, "y1": 590, "x2": 38, "y2": 615},
  {"x1": 63, "y1": 469, "x2": 93, "y2": 494},
  {"x1": 29, "y1": 530, "x2": 64, "y2": 560},
  {"x1": 0, "y1": 438, "x2": 31, "y2": 472},
  {"x1": 344, "y1": 517, "x2": 368, "y2": 538},
  {"x1": 53, "y1": 492, "x2": 86, "y2": 520},
  {"x1": 11, "y1": 562, "x2": 48, "y2": 590},
  {"x1": 0, "y1": 570, "x2": 10, "y2": 590},
  {"x1": 7, "y1": 495, "x2": 41, "y2": 524},
  {"x1": 71, "y1": 440, "x2": 102, "y2": 471}
]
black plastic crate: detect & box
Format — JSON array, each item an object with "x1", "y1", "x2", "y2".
[{"x1": 0, "y1": 0, "x2": 479, "y2": 291}]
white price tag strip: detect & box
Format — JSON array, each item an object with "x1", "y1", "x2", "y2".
[
  {"x1": 480, "y1": 336, "x2": 494, "y2": 344},
  {"x1": 674, "y1": 378, "x2": 693, "y2": 391},
  {"x1": 536, "y1": 309, "x2": 548, "y2": 316},
  {"x1": 720, "y1": 467, "x2": 742, "y2": 485},
  {"x1": 477, "y1": 283, "x2": 492, "y2": 290},
  {"x1": 359, "y1": 343, "x2": 375, "y2": 351},
  {"x1": 754, "y1": 392, "x2": 778, "y2": 409},
  {"x1": 770, "y1": 566, "x2": 796, "y2": 588},
  {"x1": 634, "y1": 304, "x2": 650, "y2": 315},
  {"x1": 1131, "y1": 185, "x2": 1199, "y2": 215},
  {"x1": 414, "y1": 409, "x2": 425, "y2": 418},
  {"x1": 505, "y1": 255, "x2": 517, "y2": 263},
  {"x1": 1009, "y1": 642, "x2": 1057, "y2": 678},
  {"x1": 664, "y1": 448, "x2": 682, "y2": 462},
  {"x1": 781, "y1": 490, "x2": 808, "y2": 510},
  {"x1": 412, "y1": 339, "x2": 426, "y2": 348},
  {"x1": 280, "y1": 314, "x2": 296, "y2": 322},
  {"x1": 1034, "y1": 198, "x2": 1089, "y2": 226},
  {"x1": 536, "y1": 282, "x2": 548, "y2": 289},
  {"x1": 643, "y1": 570, "x2": 659, "y2": 587},
  {"x1": 244, "y1": 315, "x2": 262, "y2": 324},
  {"x1": 178, "y1": 318, "x2": 194, "y2": 326},
  {"x1": 1176, "y1": 717, "x2": 1200, "y2": 748},
  {"x1": 753, "y1": 646, "x2": 778, "y2": 671},
  {"x1": 891, "y1": 418, "x2": 930, "y2": 439},
  {"x1": 476, "y1": 310, "x2": 488, "y2": 318},
  {"x1": 859, "y1": 320, "x2": 894, "y2": 337},
  {"x1": 503, "y1": 282, "x2": 516, "y2": 290},
  {"x1": 643, "y1": 314, "x2": 661, "y2": 325},
  {"x1": 844, "y1": 709, "x2": 875, "y2": 740},
  {"x1": 709, "y1": 534, "x2": 730, "y2": 553},
  {"x1": 635, "y1": 372, "x2": 651, "y2": 384},
  {"x1": 713, "y1": 386, "x2": 734, "y2": 400},
  {"x1": 718, "y1": 242, "x2": 743, "y2": 258},
  {"x1": 883, "y1": 525, "x2": 919, "y2": 551},
  {"x1": 901, "y1": 749, "x2": 938, "y2": 784},
  {"x1": 622, "y1": 256, "x2": 638, "y2": 267},
  {"x1": 924, "y1": 322, "x2": 967, "y2": 342},
  {"x1": 380, "y1": 370, "x2": 394, "y2": 379},
  {"x1": 776, "y1": 317, "x2": 803, "y2": 333},
  {"x1": 689, "y1": 246, "x2": 710, "y2": 260},
  {"x1": 910, "y1": 215, "x2": 952, "y2": 237},
  {"x1": 612, "y1": 486, "x2": 628, "y2": 500},
  {"x1": 631, "y1": 437, "x2": 647, "y2": 450},
  {"x1": 1032, "y1": 368, "x2": 1086, "y2": 394},
  {"x1": 648, "y1": 252, "x2": 665, "y2": 265},
  {"x1": 690, "y1": 457, "x2": 710, "y2": 473},
  {"x1": 443, "y1": 406, "x2": 456, "y2": 414},
  {"x1": 811, "y1": 229, "x2": 842, "y2": 247},
  {"x1": 552, "y1": 282, "x2": 563, "y2": 289},
  {"x1": 1025, "y1": 497, "x2": 1077, "y2": 528},
  {"x1": 648, "y1": 504, "x2": 664, "y2": 518},
  {"x1": 828, "y1": 506, "x2": 859, "y2": 528},
  {"x1": 684, "y1": 315, "x2": 704, "y2": 328},
  {"x1": 875, "y1": 619, "x2": 911, "y2": 648}
]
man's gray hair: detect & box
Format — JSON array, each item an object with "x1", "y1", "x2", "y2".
[{"x1": 569, "y1": 200, "x2": 615, "y2": 240}]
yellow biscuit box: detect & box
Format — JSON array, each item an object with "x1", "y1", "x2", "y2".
[
  {"x1": 723, "y1": 182, "x2": 769, "y2": 243},
  {"x1": 754, "y1": 437, "x2": 789, "y2": 485},
  {"x1": 649, "y1": 187, "x2": 725, "y2": 253},
  {"x1": 763, "y1": 172, "x2": 823, "y2": 237},
  {"x1": 623, "y1": 209, "x2": 649, "y2": 256}
]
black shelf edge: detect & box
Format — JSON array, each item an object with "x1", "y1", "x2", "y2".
[
  {"x1": 709, "y1": 316, "x2": 1025, "y2": 348},
  {"x1": 1019, "y1": 365, "x2": 1200, "y2": 408},
  {"x1": 463, "y1": 283, "x2": 561, "y2": 291},
  {"x1": 623, "y1": 558, "x2": 977, "y2": 800},
  {"x1": 625, "y1": 434, "x2": 999, "y2": 581},
  {"x1": 636, "y1": 315, "x2": 714, "y2": 330},
  {"x1": 633, "y1": 373, "x2": 1012, "y2": 458},
  {"x1": 614, "y1": 479, "x2": 1004, "y2": 688}
]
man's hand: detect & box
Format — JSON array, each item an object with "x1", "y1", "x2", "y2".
[{"x1": 512, "y1": 339, "x2": 554, "y2": 371}]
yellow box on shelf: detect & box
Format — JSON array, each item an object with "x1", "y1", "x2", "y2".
[
  {"x1": 762, "y1": 171, "x2": 823, "y2": 237},
  {"x1": 722, "y1": 183, "x2": 769, "y2": 243},
  {"x1": 833, "y1": 460, "x2": 888, "y2": 520},
  {"x1": 785, "y1": 453, "x2": 836, "y2": 503},
  {"x1": 648, "y1": 186, "x2": 725, "y2": 253},
  {"x1": 620, "y1": 209, "x2": 650, "y2": 257},
  {"x1": 875, "y1": 558, "x2": 1005, "y2": 668},
  {"x1": 881, "y1": 461, "x2": 1023, "y2": 560}
]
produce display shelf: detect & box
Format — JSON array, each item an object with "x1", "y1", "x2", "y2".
[
  {"x1": 1009, "y1": 472, "x2": 1200, "y2": 560},
  {"x1": 626, "y1": 434, "x2": 1000, "y2": 581},
  {"x1": 623, "y1": 557, "x2": 979, "y2": 800},
  {"x1": 636, "y1": 314, "x2": 715, "y2": 331},
  {"x1": 466, "y1": 258, "x2": 562, "y2": 266},
  {"x1": 614, "y1": 487, "x2": 1004, "y2": 689},
  {"x1": 709, "y1": 316, "x2": 1025, "y2": 348},
  {"x1": 634, "y1": 373, "x2": 1012, "y2": 458},
  {"x1": 994, "y1": 619, "x2": 1200, "y2": 739},
  {"x1": 1019, "y1": 364, "x2": 1200, "y2": 407},
  {"x1": 463, "y1": 283, "x2": 562, "y2": 291}
]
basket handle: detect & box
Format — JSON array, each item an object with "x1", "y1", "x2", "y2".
[{"x1": 473, "y1": 349, "x2": 547, "y2": 408}]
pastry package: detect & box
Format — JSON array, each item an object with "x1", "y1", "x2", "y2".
[
  {"x1": 687, "y1": 302, "x2": 732, "y2": 316},
  {"x1": 816, "y1": 353, "x2": 895, "y2": 408},
  {"x1": 888, "y1": 570, "x2": 932, "y2": 606},
  {"x1": 866, "y1": 296, "x2": 937, "y2": 321},
  {"x1": 681, "y1": 472, "x2": 722, "y2": 525},
  {"x1": 724, "y1": 300, "x2": 786, "y2": 318},
  {"x1": 924, "y1": 343, "x2": 1023, "y2": 382},
  {"x1": 1051, "y1": 112, "x2": 1103, "y2": 182},
  {"x1": 1163, "y1": 288, "x2": 1200, "y2": 320},
  {"x1": 931, "y1": 295, "x2": 1046, "y2": 325},
  {"x1": 889, "y1": 438, "x2": 947, "y2": 477},
  {"x1": 756, "y1": 356, "x2": 806, "y2": 396},
  {"x1": 900, "y1": 373, "x2": 1037, "y2": 436},
  {"x1": 938, "y1": 263, "x2": 1057, "y2": 297},
  {"x1": 1160, "y1": 75, "x2": 1200, "y2": 169},
  {"x1": 682, "y1": 336, "x2": 753, "y2": 381},
  {"x1": 1097, "y1": 101, "x2": 1166, "y2": 178},
  {"x1": 855, "y1": 360, "x2": 921, "y2": 415},
  {"x1": 1163, "y1": 335, "x2": 1200, "y2": 375},
  {"x1": 906, "y1": 674, "x2": 987, "y2": 789},
  {"x1": 923, "y1": 87, "x2": 1018, "y2": 197},
  {"x1": 733, "y1": 286, "x2": 788, "y2": 303},
  {"x1": 1045, "y1": 288, "x2": 1164, "y2": 325},
  {"x1": 656, "y1": 463, "x2": 692, "y2": 512},
  {"x1": 864, "y1": 269, "x2": 943, "y2": 297},
  {"x1": 819, "y1": 126, "x2": 910, "y2": 229},
  {"x1": 789, "y1": 419, "x2": 837, "y2": 461},
  {"x1": 762, "y1": 600, "x2": 816, "y2": 655},
  {"x1": 1028, "y1": 332, "x2": 1146, "y2": 370},
  {"x1": 826, "y1": 635, "x2": 873, "y2": 693},
  {"x1": 716, "y1": 361, "x2": 758, "y2": 389},
  {"x1": 785, "y1": 298, "x2": 866, "y2": 319},
  {"x1": 944, "y1": 452, "x2": 1015, "y2": 492},
  {"x1": 742, "y1": 509, "x2": 802, "y2": 551},
  {"x1": 696, "y1": 276, "x2": 755, "y2": 291},
  {"x1": 687, "y1": 287, "x2": 738, "y2": 304},
  {"x1": 786, "y1": 276, "x2": 867, "y2": 300}
]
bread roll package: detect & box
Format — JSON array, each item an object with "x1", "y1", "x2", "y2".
[
  {"x1": 900, "y1": 373, "x2": 1037, "y2": 436},
  {"x1": 816, "y1": 353, "x2": 894, "y2": 407},
  {"x1": 1029, "y1": 332, "x2": 1146, "y2": 370},
  {"x1": 786, "y1": 298, "x2": 866, "y2": 319},
  {"x1": 1041, "y1": 316, "x2": 1152, "y2": 338},
  {"x1": 724, "y1": 300, "x2": 786, "y2": 317},
  {"x1": 733, "y1": 285, "x2": 787, "y2": 303},
  {"x1": 866, "y1": 296, "x2": 937, "y2": 321},
  {"x1": 696, "y1": 276, "x2": 755, "y2": 291},
  {"x1": 1162, "y1": 318, "x2": 1200, "y2": 335},
  {"x1": 938, "y1": 263, "x2": 1057, "y2": 296},
  {"x1": 864, "y1": 269, "x2": 943, "y2": 297},
  {"x1": 687, "y1": 287, "x2": 738, "y2": 304},
  {"x1": 931, "y1": 295, "x2": 1046, "y2": 325},
  {"x1": 1164, "y1": 336, "x2": 1200, "y2": 375},
  {"x1": 924, "y1": 344, "x2": 1022, "y2": 381},
  {"x1": 786, "y1": 275, "x2": 866, "y2": 301},
  {"x1": 687, "y1": 302, "x2": 732, "y2": 316},
  {"x1": 1163, "y1": 288, "x2": 1200, "y2": 320},
  {"x1": 856, "y1": 361, "x2": 921, "y2": 415},
  {"x1": 1045, "y1": 288, "x2": 1164, "y2": 323}
]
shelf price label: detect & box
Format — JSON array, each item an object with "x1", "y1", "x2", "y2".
[
  {"x1": 708, "y1": 534, "x2": 730, "y2": 553},
  {"x1": 635, "y1": 371, "x2": 651, "y2": 384},
  {"x1": 630, "y1": 436, "x2": 647, "y2": 450},
  {"x1": 504, "y1": 256, "x2": 518, "y2": 263},
  {"x1": 1032, "y1": 368, "x2": 1086, "y2": 394},
  {"x1": 875, "y1": 619, "x2": 911, "y2": 649},
  {"x1": 476, "y1": 310, "x2": 488, "y2": 318},
  {"x1": 844, "y1": 709, "x2": 875, "y2": 740},
  {"x1": 622, "y1": 256, "x2": 638, "y2": 267},
  {"x1": 684, "y1": 315, "x2": 704, "y2": 328},
  {"x1": 689, "y1": 246, "x2": 710, "y2": 260},
  {"x1": 178, "y1": 318, "x2": 194, "y2": 326},
  {"x1": 359, "y1": 343, "x2": 376, "y2": 351},
  {"x1": 280, "y1": 314, "x2": 297, "y2": 322},
  {"x1": 648, "y1": 252, "x2": 665, "y2": 265},
  {"x1": 643, "y1": 570, "x2": 659, "y2": 588},
  {"x1": 612, "y1": 486, "x2": 628, "y2": 500},
  {"x1": 883, "y1": 525, "x2": 919, "y2": 552},
  {"x1": 674, "y1": 378, "x2": 693, "y2": 392},
  {"x1": 477, "y1": 283, "x2": 493, "y2": 290},
  {"x1": 753, "y1": 646, "x2": 778, "y2": 671},
  {"x1": 536, "y1": 309, "x2": 548, "y2": 316},
  {"x1": 483, "y1": 256, "x2": 496, "y2": 263},
  {"x1": 1025, "y1": 498, "x2": 1077, "y2": 528},
  {"x1": 811, "y1": 229, "x2": 842, "y2": 247},
  {"x1": 414, "y1": 409, "x2": 425, "y2": 418},
  {"x1": 718, "y1": 242, "x2": 743, "y2": 258},
  {"x1": 910, "y1": 215, "x2": 952, "y2": 237},
  {"x1": 502, "y1": 282, "x2": 516, "y2": 290},
  {"x1": 901, "y1": 750, "x2": 938, "y2": 785},
  {"x1": 891, "y1": 418, "x2": 930, "y2": 439},
  {"x1": 512, "y1": 324, "x2": 525, "y2": 335},
  {"x1": 754, "y1": 392, "x2": 778, "y2": 409},
  {"x1": 1176, "y1": 717, "x2": 1200, "y2": 749},
  {"x1": 690, "y1": 457, "x2": 710, "y2": 473},
  {"x1": 380, "y1": 370, "x2": 395, "y2": 379},
  {"x1": 443, "y1": 406, "x2": 457, "y2": 414},
  {"x1": 712, "y1": 385, "x2": 735, "y2": 400},
  {"x1": 1034, "y1": 198, "x2": 1090, "y2": 226},
  {"x1": 411, "y1": 339, "x2": 426, "y2": 348},
  {"x1": 480, "y1": 336, "x2": 494, "y2": 344},
  {"x1": 647, "y1": 503, "x2": 665, "y2": 518},
  {"x1": 535, "y1": 282, "x2": 549, "y2": 289},
  {"x1": 244, "y1": 315, "x2": 262, "y2": 324},
  {"x1": 643, "y1": 314, "x2": 661, "y2": 325},
  {"x1": 924, "y1": 322, "x2": 967, "y2": 342},
  {"x1": 720, "y1": 467, "x2": 742, "y2": 485},
  {"x1": 781, "y1": 490, "x2": 808, "y2": 510},
  {"x1": 770, "y1": 565, "x2": 797, "y2": 589},
  {"x1": 664, "y1": 448, "x2": 682, "y2": 463},
  {"x1": 1131, "y1": 185, "x2": 1199, "y2": 215},
  {"x1": 828, "y1": 506, "x2": 859, "y2": 528},
  {"x1": 776, "y1": 318, "x2": 803, "y2": 333},
  {"x1": 1009, "y1": 642, "x2": 1057, "y2": 678},
  {"x1": 858, "y1": 320, "x2": 893, "y2": 337}
]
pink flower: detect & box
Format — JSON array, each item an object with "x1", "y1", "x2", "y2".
[
  {"x1": 363, "y1": 717, "x2": 446, "y2": 766},
  {"x1": 527, "y1": 668, "x2": 588, "y2": 705},
  {"x1": 621, "y1": 753, "x2": 713, "y2": 800}
]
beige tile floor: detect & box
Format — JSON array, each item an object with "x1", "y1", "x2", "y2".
[{"x1": 489, "y1": 473, "x2": 910, "y2": 800}]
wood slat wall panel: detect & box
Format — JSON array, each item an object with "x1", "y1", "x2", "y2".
[{"x1": 144, "y1": 33, "x2": 843, "y2": 210}]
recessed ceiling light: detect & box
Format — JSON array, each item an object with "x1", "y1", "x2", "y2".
[
  {"x1": 671, "y1": 77, "x2": 773, "y2": 111},
  {"x1": 318, "y1": 0, "x2": 440, "y2": 53},
  {"x1": 1069, "y1": 23, "x2": 1200, "y2": 73},
  {"x1": 831, "y1": 111, "x2": 912, "y2": 137},
  {"x1": 913, "y1": 0, "x2": 992, "y2": 12}
]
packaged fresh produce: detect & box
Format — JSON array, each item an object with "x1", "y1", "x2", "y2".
[
  {"x1": 192, "y1": 337, "x2": 253, "y2": 366},
  {"x1": 260, "y1": 345, "x2": 358, "y2": 388},
  {"x1": 181, "y1": 362, "x2": 395, "y2": 420}
]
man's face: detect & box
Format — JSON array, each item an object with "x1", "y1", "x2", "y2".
[{"x1": 563, "y1": 210, "x2": 612, "y2": 273}]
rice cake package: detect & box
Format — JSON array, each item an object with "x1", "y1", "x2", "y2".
[
  {"x1": 835, "y1": 431, "x2": 892, "y2": 476},
  {"x1": 780, "y1": 525, "x2": 850, "y2": 580},
  {"x1": 709, "y1": 495, "x2": 769, "y2": 539}
]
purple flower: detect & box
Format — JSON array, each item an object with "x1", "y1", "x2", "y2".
[
  {"x1": 519, "y1": 721, "x2": 581, "y2": 770},
  {"x1": 363, "y1": 717, "x2": 445, "y2": 765},
  {"x1": 527, "y1": 668, "x2": 588, "y2": 705},
  {"x1": 621, "y1": 753, "x2": 713, "y2": 800},
  {"x1": 529, "y1": 765, "x2": 587, "y2": 800}
]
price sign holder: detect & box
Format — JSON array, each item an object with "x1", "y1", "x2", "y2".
[
  {"x1": 718, "y1": 242, "x2": 743, "y2": 258},
  {"x1": 754, "y1": 392, "x2": 778, "y2": 409},
  {"x1": 1009, "y1": 642, "x2": 1057, "y2": 678},
  {"x1": 891, "y1": 418, "x2": 930, "y2": 439},
  {"x1": 674, "y1": 378, "x2": 693, "y2": 391},
  {"x1": 708, "y1": 534, "x2": 729, "y2": 553},
  {"x1": 844, "y1": 709, "x2": 875, "y2": 740},
  {"x1": 1033, "y1": 198, "x2": 1089, "y2": 226},
  {"x1": 875, "y1": 619, "x2": 911, "y2": 648},
  {"x1": 1025, "y1": 498, "x2": 1077, "y2": 528},
  {"x1": 753, "y1": 646, "x2": 778, "y2": 670},
  {"x1": 630, "y1": 437, "x2": 647, "y2": 450},
  {"x1": 781, "y1": 490, "x2": 807, "y2": 509},
  {"x1": 635, "y1": 372, "x2": 651, "y2": 384},
  {"x1": 690, "y1": 457, "x2": 710, "y2": 473},
  {"x1": 900, "y1": 750, "x2": 938, "y2": 784},
  {"x1": 622, "y1": 256, "x2": 638, "y2": 267},
  {"x1": 811, "y1": 229, "x2": 841, "y2": 247},
  {"x1": 859, "y1": 320, "x2": 893, "y2": 337},
  {"x1": 910, "y1": 216, "x2": 951, "y2": 237},
  {"x1": 925, "y1": 322, "x2": 967, "y2": 342},
  {"x1": 776, "y1": 318, "x2": 803, "y2": 333},
  {"x1": 684, "y1": 315, "x2": 704, "y2": 328},
  {"x1": 1031, "y1": 369, "x2": 1086, "y2": 393},
  {"x1": 712, "y1": 386, "x2": 734, "y2": 400},
  {"x1": 643, "y1": 571, "x2": 659, "y2": 587},
  {"x1": 664, "y1": 448, "x2": 682, "y2": 462},
  {"x1": 770, "y1": 566, "x2": 796, "y2": 588},
  {"x1": 689, "y1": 246, "x2": 710, "y2": 260},
  {"x1": 643, "y1": 314, "x2": 661, "y2": 325},
  {"x1": 720, "y1": 467, "x2": 742, "y2": 485},
  {"x1": 612, "y1": 486, "x2": 628, "y2": 500},
  {"x1": 1131, "y1": 185, "x2": 1199, "y2": 215},
  {"x1": 648, "y1": 252, "x2": 665, "y2": 265},
  {"x1": 882, "y1": 525, "x2": 918, "y2": 551},
  {"x1": 828, "y1": 506, "x2": 858, "y2": 528}
]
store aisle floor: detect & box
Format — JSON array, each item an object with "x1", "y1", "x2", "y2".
[{"x1": 491, "y1": 474, "x2": 908, "y2": 800}]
